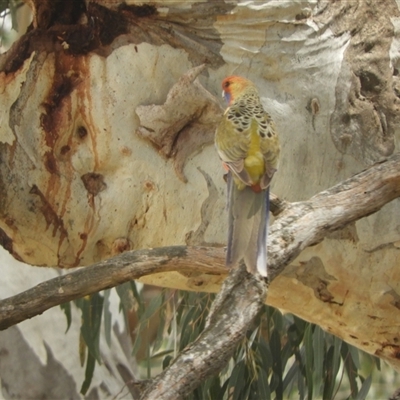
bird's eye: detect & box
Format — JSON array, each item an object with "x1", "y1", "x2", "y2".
[{"x1": 223, "y1": 81, "x2": 231, "y2": 88}]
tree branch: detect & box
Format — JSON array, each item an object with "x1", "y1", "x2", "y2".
[
  {"x1": 139, "y1": 265, "x2": 267, "y2": 400},
  {"x1": 0, "y1": 246, "x2": 226, "y2": 331},
  {"x1": 1, "y1": 153, "x2": 400, "y2": 332},
  {"x1": 137, "y1": 153, "x2": 400, "y2": 398},
  {"x1": 267, "y1": 154, "x2": 400, "y2": 280}
]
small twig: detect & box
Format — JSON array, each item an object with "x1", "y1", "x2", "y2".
[{"x1": 269, "y1": 192, "x2": 288, "y2": 216}]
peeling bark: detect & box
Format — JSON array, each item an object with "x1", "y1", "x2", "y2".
[{"x1": 135, "y1": 64, "x2": 223, "y2": 182}]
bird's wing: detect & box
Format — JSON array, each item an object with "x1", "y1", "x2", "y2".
[
  {"x1": 215, "y1": 112, "x2": 253, "y2": 187},
  {"x1": 257, "y1": 110, "x2": 280, "y2": 190}
]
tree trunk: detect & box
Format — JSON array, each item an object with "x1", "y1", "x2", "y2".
[{"x1": 1, "y1": 0, "x2": 400, "y2": 372}]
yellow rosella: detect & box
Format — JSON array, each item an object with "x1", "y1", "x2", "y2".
[{"x1": 215, "y1": 76, "x2": 280, "y2": 277}]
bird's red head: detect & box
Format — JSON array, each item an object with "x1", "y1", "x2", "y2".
[{"x1": 221, "y1": 76, "x2": 255, "y2": 105}]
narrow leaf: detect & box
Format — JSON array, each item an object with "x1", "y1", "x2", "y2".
[
  {"x1": 162, "y1": 355, "x2": 173, "y2": 370},
  {"x1": 131, "y1": 281, "x2": 144, "y2": 316},
  {"x1": 257, "y1": 369, "x2": 271, "y2": 400},
  {"x1": 304, "y1": 324, "x2": 314, "y2": 400},
  {"x1": 103, "y1": 289, "x2": 112, "y2": 348},
  {"x1": 60, "y1": 302, "x2": 72, "y2": 333},
  {"x1": 347, "y1": 343, "x2": 360, "y2": 370},
  {"x1": 80, "y1": 351, "x2": 96, "y2": 395},
  {"x1": 282, "y1": 362, "x2": 298, "y2": 391},
  {"x1": 139, "y1": 292, "x2": 163, "y2": 324},
  {"x1": 8, "y1": 0, "x2": 18, "y2": 31},
  {"x1": 228, "y1": 361, "x2": 246, "y2": 400},
  {"x1": 258, "y1": 339, "x2": 272, "y2": 372},
  {"x1": 341, "y1": 342, "x2": 358, "y2": 397},
  {"x1": 80, "y1": 293, "x2": 103, "y2": 363},
  {"x1": 313, "y1": 325, "x2": 325, "y2": 396},
  {"x1": 269, "y1": 329, "x2": 283, "y2": 398},
  {"x1": 355, "y1": 375, "x2": 372, "y2": 400}
]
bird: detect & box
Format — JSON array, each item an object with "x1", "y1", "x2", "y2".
[{"x1": 215, "y1": 76, "x2": 280, "y2": 277}]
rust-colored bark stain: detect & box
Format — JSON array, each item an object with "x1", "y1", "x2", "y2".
[
  {"x1": 118, "y1": 3, "x2": 157, "y2": 18},
  {"x1": 111, "y1": 237, "x2": 132, "y2": 255},
  {"x1": 43, "y1": 151, "x2": 59, "y2": 175},
  {"x1": 41, "y1": 74, "x2": 76, "y2": 135},
  {"x1": 349, "y1": 334, "x2": 358, "y2": 339},
  {"x1": 1, "y1": 33, "x2": 34, "y2": 74},
  {"x1": 1, "y1": 0, "x2": 225, "y2": 77},
  {"x1": 81, "y1": 173, "x2": 107, "y2": 196},
  {"x1": 0, "y1": 3, "x2": 128, "y2": 74},
  {"x1": 76, "y1": 126, "x2": 88, "y2": 139},
  {"x1": 0, "y1": 228, "x2": 15, "y2": 257},
  {"x1": 29, "y1": 184, "x2": 68, "y2": 240},
  {"x1": 315, "y1": 279, "x2": 335, "y2": 303},
  {"x1": 60, "y1": 145, "x2": 70, "y2": 155},
  {"x1": 1, "y1": 1, "x2": 87, "y2": 74},
  {"x1": 377, "y1": 343, "x2": 400, "y2": 360},
  {"x1": 88, "y1": 3, "x2": 128, "y2": 47},
  {"x1": 28, "y1": 183, "x2": 71, "y2": 264},
  {"x1": 31, "y1": 0, "x2": 86, "y2": 29},
  {"x1": 40, "y1": 50, "x2": 85, "y2": 149},
  {"x1": 74, "y1": 231, "x2": 89, "y2": 267},
  {"x1": 143, "y1": 180, "x2": 156, "y2": 192},
  {"x1": 38, "y1": 52, "x2": 84, "y2": 192}
]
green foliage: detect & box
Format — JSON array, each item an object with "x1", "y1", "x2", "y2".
[
  {"x1": 75, "y1": 293, "x2": 104, "y2": 395},
  {"x1": 61, "y1": 286, "x2": 385, "y2": 398},
  {"x1": 0, "y1": 0, "x2": 24, "y2": 51},
  {"x1": 59, "y1": 301, "x2": 72, "y2": 333},
  {"x1": 0, "y1": 1, "x2": 22, "y2": 29}
]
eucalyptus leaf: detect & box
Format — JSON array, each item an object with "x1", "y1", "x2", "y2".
[
  {"x1": 229, "y1": 361, "x2": 246, "y2": 400},
  {"x1": 103, "y1": 289, "x2": 112, "y2": 348},
  {"x1": 60, "y1": 302, "x2": 72, "y2": 333},
  {"x1": 348, "y1": 343, "x2": 361, "y2": 370},
  {"x1": 270, "y1": 328, "x2": 283, "y2": 398},
  {"x1": 355, "y1": 375, "x2": 372, "y2": 400},
  {"x1": 257, "y1": 368, "x2": 271, "y2": 400},
  {"x1": 313, "y1": 325, "x2": 325, "y2": 397},
  {"x1": 79, "y1": 293, "x2": 103, "y2": 363},
  {"x1": 342, "y1": 342, "x2": 358, "y2": 397},
  {"x1": 304, "y1": 324, "x2": 314, "y2": 399},
  {"x1": 282, "y1": 362, "x2": 298, "y2": 391},
  {"x1": 80, "y1": 351, "x2": 96, "y2": 395}
]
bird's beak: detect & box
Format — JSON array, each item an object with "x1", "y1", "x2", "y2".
[{"x1": 222, "y1": 90, "x2": 225, "y2": 98}]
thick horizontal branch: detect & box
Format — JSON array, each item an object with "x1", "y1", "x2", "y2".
[
  {"x1": 267, "y1": 153, "x2": 400, "y2": 280},
  {"x1": 1, "y1": 153, "x2": 400, "y2": 331},
  {"x1": 0, "y1": 247, "x2": 226, "y2": 330}
]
